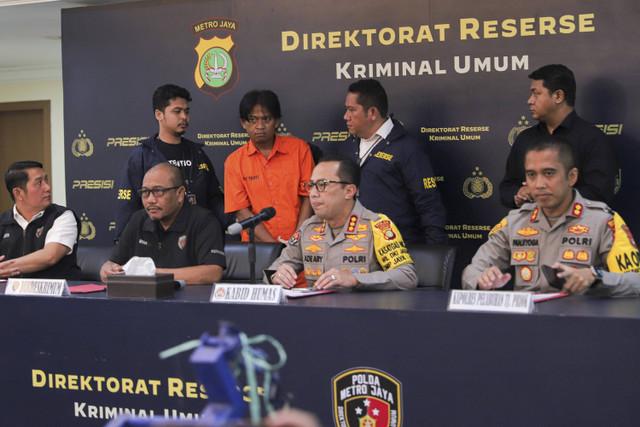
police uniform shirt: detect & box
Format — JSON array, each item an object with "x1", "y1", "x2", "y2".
[
  {"x1": 462, "y1": 190, "x2": 640, "y2": 296},
  {"x1": 110, "y1": 202, "x2": 226, "y2": 270},
  {"x1": 266, "y1": 200, "x2": 417, "y2": 290}
]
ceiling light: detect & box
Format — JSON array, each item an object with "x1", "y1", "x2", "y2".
[{"x1": 0, "y1": 0, "x2": 59, "y2": 7}]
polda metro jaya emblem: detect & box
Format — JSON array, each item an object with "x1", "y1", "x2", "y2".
[
  {"x1": 333, "y1": 367, "x2": 402, "y2": 427},
  {"x1": 192, "y1": 18, "x2": 239, "y2": 99}
]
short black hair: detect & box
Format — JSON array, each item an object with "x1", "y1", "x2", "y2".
[
  {"x1": 528, "y1": 64, "x2": 576, "y2": 107},
  {"x1": 152, "y1": 84, "x2": 192, "y2": 112},
  {"x1": 239, "y1": 90, "x2": 282, "y2": 120},
  {"x1": 525, "y1": 137, "x2": 575, "y2": 176},
  {"x1": 318, "y1": 152, "x2": 361, "y2": 189},
  {"x1": 348, "y1": 79, "x2": 388, "y2": 117},
  {"x1": 5, "y1": 161, "x2": 43, "y2": 201}
]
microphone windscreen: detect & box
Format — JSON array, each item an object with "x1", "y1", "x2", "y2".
[
  {"x1": 227, "y1": 222, "x2": 243, "y2": 235},
  {"x1": 261, "y1": 207, "x2": 276, "y2": 220}
]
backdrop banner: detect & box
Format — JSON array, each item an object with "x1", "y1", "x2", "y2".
[{"x1": 63, "y1": 0, "x2": 640, "y2": 279}]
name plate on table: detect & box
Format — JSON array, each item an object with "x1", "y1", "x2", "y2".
[
  {"x1": 5, "y1": 278, "x2": 70, "y2": 297},
  {"x1": 211, "y1": 284, "x2": 285, "y2": 304},
  {"x1": 448, "y1": 290, "x2": 533, "y2": 314}
]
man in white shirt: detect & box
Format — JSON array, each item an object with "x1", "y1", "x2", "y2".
[{"x1": 0, "y1": 161, "x2": 80, "y2": 279}]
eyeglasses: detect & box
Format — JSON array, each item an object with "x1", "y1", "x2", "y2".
[
  {"x1": 302, "y1": 180, "x2": 351, "y2": 193},
  {"x1": 245, "y1": 115, "x2": 274, "y2": 125},
  {"x1": 138, "y1": 186, "x2": 180, "y2": 198}
]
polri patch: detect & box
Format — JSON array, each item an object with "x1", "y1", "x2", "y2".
[
  {"x1": 289, "y1": 230, "x2": 301, "y2": 245},
  {"x1": 332, "y1": 367, "x2": 402, "y2": 427}
]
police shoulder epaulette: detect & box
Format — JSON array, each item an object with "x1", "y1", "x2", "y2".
[
  {"x1": 517, "y1": 202, "x2": 536, "y2": 212},
  {"x1": 582, "y1": 199, "x2": 612, "y2": 213},
  {"x1": 489, "y1": 217, "x2": 508, "y2": 235}
]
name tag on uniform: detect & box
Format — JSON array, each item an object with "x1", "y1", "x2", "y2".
[
  {"x1": 5, "y1": 278, "x2": 70, "y2": 297},
  {"x1": 210, "y1": 284, "x2": 285, "y2": 304},
  {"x1": 448, "y1": 290, "x2": 533, "y2": 314}
]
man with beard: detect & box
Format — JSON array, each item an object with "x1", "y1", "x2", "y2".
[{"x1": 113, "y1": 84, "x2": 230, "y2": 240}]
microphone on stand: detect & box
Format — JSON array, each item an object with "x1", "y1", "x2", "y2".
[{"x1": 227, "y1": 207, "x2": 276, "y2": 235}]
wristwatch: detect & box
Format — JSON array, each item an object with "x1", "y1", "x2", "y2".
[{"x1": 590, "y1": 266, "x2": 604, "y2": 286}]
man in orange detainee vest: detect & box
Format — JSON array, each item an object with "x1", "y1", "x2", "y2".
[
  {"x1": 224, "y1": 90, "x2": 314, "y2": 244},
  {"x1": 463, "y1": 138, "x2": 639, "y2": 296}
]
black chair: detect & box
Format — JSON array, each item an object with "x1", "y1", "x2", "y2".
[
  {"x1": 406, "y1": 244, "x2": 458, "y2": 290},
  {"x1": 221, "y1": 242, "x2": 284, "y2": 283},
  {"x1": 76, "y1": 245, "x2": 113, "y2": 281}
]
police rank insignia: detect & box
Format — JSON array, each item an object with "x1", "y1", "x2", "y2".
[
  {"x1": 332, "y1": 367, "x2": 403, "y2": 427},
  {"x1": 530, "y1": 207, "x2": 539, "y2": 222},
  {"x1": 347, "y1": 215, "x2": 358, "y2": 233},
  {"x1": 572, "y1": 203, "x2": 583, "y2": 217},
  {"x1": 178, "y1": 235, "x2": 187, "y2": 250},
  {"x1": 192, "y1": 18, "x2": 240, "y2": 99}
]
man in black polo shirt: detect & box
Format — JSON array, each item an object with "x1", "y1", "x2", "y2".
[
  {"x1": 499, "y1": 64, "x2": 619, "y2": 209},
  {"x1": 0, "y1": 161, "x2": 80, "y2": 279},
  {"x1": 101, "y1": 163, "x2": 225, "y2": 284}
]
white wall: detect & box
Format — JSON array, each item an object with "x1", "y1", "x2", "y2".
[{"x1": 0, "y1": 80, "x2": 66, "y2": 204}]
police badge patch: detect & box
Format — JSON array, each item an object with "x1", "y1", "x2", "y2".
[
  {"x1": 289, "y1": 230, "x2": 301, "y2": 245},
  {"x1": 178, "y1": 235, "x2": 187, "y2": 250},
  {"x1": 192, "y1": 18, "x2": 240, "y2": 99},
  {"x1": 333, "y1": 367, "x2": 402, "y2": 427},
  {"x1": 374, "y1": 220, "x2": 396, "y2": 240}
]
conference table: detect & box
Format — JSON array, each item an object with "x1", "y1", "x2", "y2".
[{"x1": 1, "y1": 282, "x2": 639, "y2": 426}]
